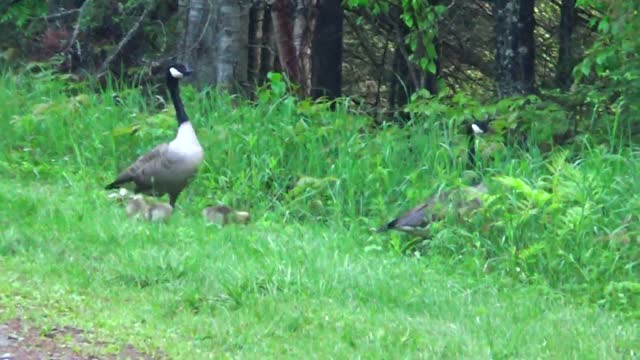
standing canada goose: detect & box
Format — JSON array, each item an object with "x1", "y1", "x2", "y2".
[
  {"x1": 202, "y1": 205, "x2": 251, "y2": 225},
  {"x1": 105, "y1": 64, "x2": 203, "y2": 208}
]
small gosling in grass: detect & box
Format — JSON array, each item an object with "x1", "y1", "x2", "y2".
[
  {"x1": 202, "y1": 205, "x2": 250, "y2": 226},
  {"x1": 126, "y1": 195, "x2": 149, "y2": 219},
  {"x1": 125, "y1": 195, "x2": 173, "y2": 222},
  {"x1": 146, "y1": 202, "x2": 173, "y2": 222}
]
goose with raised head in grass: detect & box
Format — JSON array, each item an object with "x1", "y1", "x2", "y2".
[
  {"x1": 202, "y1": 205, "x2": 251, "y2": 226},
  {"x1": 377, "y1": 121, "x2": 489, "y2": 237},
  {"x1": 467, "y1": 118, "x2": 490, "y2": 168},
  {"x1": 105, "y1": 64, "x2": 203, "y2": 209}
]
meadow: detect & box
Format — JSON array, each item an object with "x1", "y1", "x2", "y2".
[{"x1": 0, "y1": 67, "x2": 638, "y2": 358}]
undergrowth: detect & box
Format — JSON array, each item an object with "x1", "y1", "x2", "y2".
[{"x1": 0, "y1": 65, "x2": 638, "y2": 320}]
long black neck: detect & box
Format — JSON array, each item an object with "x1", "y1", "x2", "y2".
[
  {"x1": 167, "y1": 78, "x2": 189, "y2": 125},
  {"x1": 467, "y1": 130, "x2": 477, "y2": 168}
]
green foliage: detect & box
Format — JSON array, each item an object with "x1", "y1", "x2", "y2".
[
  {"x1": 574, "y1": 0, "x2": 640, "y2": 147},
  {"x1": 407, "y1": 90, "x2": 572, "y2": 149},
  {"x1": 1, "y1": 179, "x2": 639, "y2": 357},
  {"x1": 345, "y1": 0, "x2": 446, "y2": 75},
  {"x1": 477, "y1": 150, "x2": 639, "y2": 303},
  {"x1": 0, "y1": 0, "x2": 47, "y2": 30},
  {"x1": 0, "y1": 68, "x2": 639, "y2": 328},
  {"x1": 399, "y1": 1, "x2": 447, "y2": 74}
]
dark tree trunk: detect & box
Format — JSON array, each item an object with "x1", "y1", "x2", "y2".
[
  {"x1": 414, "y1": 33, "x2": 439, "y2": 95},
  {"x1": 556, "y1": 0, "x2": 576, "y2": 90},
  {"x1": 389, "y1": 46, "x2": 411, "y2": 110},
  {"x1": 426, "y1": 39, "x2": 440, "y2": 95},
  {"x1": 259, "y1": 6, "x2": 275, "y2": 85},
  {"x1": 518, "y1": 0, "x2": 535, "y2": 94},
  {"x1": 248, "y1": 3, "x2": 265, "y2": 86},
  {"x1": 311, "y1": 0, "x2": 343, "y2": 99},
  {"x1": 494, "y1": 0, "x2": 536, "y2": 97},
  {"x1": 47, "y1": 0, "x2": 63, "y2": 29}
]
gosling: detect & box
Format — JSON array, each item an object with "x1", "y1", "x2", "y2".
[{"x1": 202, "y1": 205, "x2": 250, "y2": 226}]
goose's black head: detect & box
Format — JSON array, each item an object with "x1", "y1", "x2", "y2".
[{"x1": 166, "y1": 64, "x2": 193, "y2": 81}]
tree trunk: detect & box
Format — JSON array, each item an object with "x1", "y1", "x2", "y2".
[
  {"x1": 271, "y1": 0, "x2": 300, "y2": 84},
  {"x1": 518, "y1": 0, "x2": 535, "y2": 94},
  {"x1": 183, "y1": 0, "x2": 219, "y2": 86},
  {"x1": 293, "y1": 0, "x2": 318, "y2": 96},
  {"x1": 47, "y1": 0, "x2": 63, "y2": 29},
  {"x1": 311, "y1": 0, "x2": 343, "y2": 99},
  {"x1": 177, "y1": 0, "x2": 190, "y2": 62},
  {"x1": 270, "y1": 0, "x2": 318, "y2": 96},
  {"x1": 215, "y1": 0, "x2": 250, "y2": 91},
  {"x1": 494, "y1": 0, "x2": 536, "y2": 98},
  {"x1": 389, "y1": 46, "x2": 410, "y2": 110},
  {"x1": 556, "y1": 0, "x2": 576, "y2": 90},
  {"x1": 247, "y1": 3, "x2": 265, "y2": 86},
  {"x1": 259, "y1": 6, "x2": 275, "y2": 85}
]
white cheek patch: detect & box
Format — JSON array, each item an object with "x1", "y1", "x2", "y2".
[
  {"x1": 471, "y1": 123, "x2": 484, "y2": 134},
  {"x1": 169, "y1": 67, "x2": 184, "y2": 78}
]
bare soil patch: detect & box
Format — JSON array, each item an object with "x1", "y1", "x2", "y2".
[{"x1": 0, "y1": 318, "x2": 161, "y2": 359}]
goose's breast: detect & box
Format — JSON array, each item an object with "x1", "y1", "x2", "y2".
[{"x1": 168, "y1": 147, "x2": 203, "y2": 174}]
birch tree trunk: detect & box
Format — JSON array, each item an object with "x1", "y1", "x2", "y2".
[
  {"x1": 183, "y1": 0, "x2": 219, "y2": 86},
  {"x1": 215, "y1": 0, "x2": 250, "y2": 91},
  {"x1": 293, "y1": 0, "x2": 318, "y2": 95}
]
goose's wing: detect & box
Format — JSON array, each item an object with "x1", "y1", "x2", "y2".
[
  {"x1": 377, "y1": 190, "x2": 453, "y2": 234},
  {"x1": 105, "y1": 143, "x2": 170, "y2": 190},
  {"x1": 378, "y1": 201, "x2": 431, "y2": 233}
]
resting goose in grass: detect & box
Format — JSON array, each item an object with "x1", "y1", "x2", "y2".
[
  {"x1": 105, "y1": 64, "x2": 203, "y2": 209},
  {"x1": 376, "y1": 182, "x2": 487, "y2": 237},
  {"x1": 377, "y1": 121, "x2": 489, "y2": 237}
]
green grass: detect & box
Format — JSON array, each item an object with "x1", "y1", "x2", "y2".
[
  {"x1": 0, "y1": 67, "x2": 639, "y2": 357},
  {"x1": 1, "y1": 178, "x2": 638, "y2": 358}
]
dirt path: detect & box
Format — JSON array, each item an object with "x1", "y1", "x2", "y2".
[{"x1": 0, "y1": 318, "x2": 161, "y2": 359}]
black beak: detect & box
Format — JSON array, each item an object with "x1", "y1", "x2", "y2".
[{"x1": 183, "y1": 66, "x2": 194, "y2": 76}]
